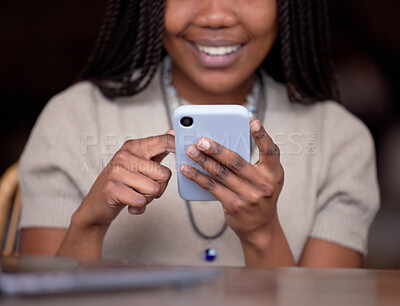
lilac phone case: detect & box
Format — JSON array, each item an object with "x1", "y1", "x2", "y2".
[{"x1": 174, "y1": 105, "x2": 250, "y2": 201}]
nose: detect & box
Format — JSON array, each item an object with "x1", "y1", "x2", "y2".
[{"x1": 192, "y1": 1, "x2": 238, "y2": 28}]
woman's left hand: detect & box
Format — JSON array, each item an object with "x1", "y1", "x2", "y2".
[{"x1": 181, "y1": 119, "x2": 284, "y2": 250}]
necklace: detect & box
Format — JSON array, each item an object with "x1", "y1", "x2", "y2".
[{"x1": 160, "y1": 55, "x2": 265, "y2": 262}]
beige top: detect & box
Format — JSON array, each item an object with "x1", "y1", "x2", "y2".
[{"x1": 19, "y1": 67, "x2": 380, "y2": 266}]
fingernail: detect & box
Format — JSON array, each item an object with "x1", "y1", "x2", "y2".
[
  {"x1": 198, "y1": 138, "x2": 210, "y2": 150},
  {"x1": 251, "y1": 121, "x2": 261, "y2": 132},
  {"x1": 128, "y1": 207, "x2": 139, "y2": 215},
  {"x1": 181, "y1": 165, "x2": 189, "y2": 174},
  {"x1": 188, "y1": 145, "x2": 200, "y2": 156}
]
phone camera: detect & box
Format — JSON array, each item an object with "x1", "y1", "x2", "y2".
[{"x1": 180, "y1": 117, "x2": 193, "y2": 127}]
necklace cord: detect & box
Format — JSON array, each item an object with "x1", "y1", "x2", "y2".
[{"x1": 186, "y1": 201, "x2": 229, "y2": 240}]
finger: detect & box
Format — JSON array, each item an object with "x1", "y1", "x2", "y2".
[
  {"x1": 116, "y1": 152, "x2": 172, "y2": 184},
  {"x1": 180, "y1": 164, "x2": 237, "y2": 211},
  {"x1": 128, "y1": 206, "x2": 146, "y2": 215},
  {"x1": 123, "y1": 134, "x2": 175, "y2": 160},
  {"x1": 152, "y1": 152, "x2": 170, "y2": 164},
  {"x1": 250, "y1": 119, "x2": 280, "y2": 165},
  {"x1": 153, "y1": 129, "x2": 175, "y2": 163},
  {"x1": 105, "y1": 181, "x2": 147, "y2": 209},
  {"x1": 186, "y1": 144, "x2": 250, "y2": 194},
  {"x1": 194, "y1": 138, "x2": 258, "y2": 183},
  {"x1": 155, "y1": 179, "x2": 170, "y2": 199},
  {"x1": 114, "y1": 165, "x2": 162, "y2": 198},
  {"x1": 138, "y1": 162, "x2": 172, "y2": 185}
]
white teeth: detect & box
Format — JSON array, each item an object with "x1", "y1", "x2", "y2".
[{"x1": 195, "y1": 44, "x2": 241, "y2": 56}]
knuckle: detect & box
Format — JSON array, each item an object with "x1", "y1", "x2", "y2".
[
  {"x1": 233, "y1": 199, "x2": 246, "y2": 213},
  {"x1": 102, "y1": 181, "x2": 118, "y2": 202},
  {"x1": 203, "y1": 178, "x2": 216, "y2": 191},
  {"x1": 155, "y1": 186, "x2": 166, "y2": 198},
  {"x1": 113, "y1": 150, "x2": 125, "y2": 163},
  {"x1": 109, "y1": 164, "x2": 123, "y2": 178},
  {"x1": 113, "y1": 151, "x2": 137, "y2": 170},
  {"x1": 215, "y1": 166, "x2": 229, "y2": 180},
  {"x1": 255, "y1": 130, "x2": 266, "y2": 139},
  {"x1": 122, "y1": 139, "x2": 135, "y2": 150},
  {"x1": 224, "y1": 206, "x2": 238, "y2": 215},
  {"x1": 248, "y1": 191, "x2": 264, "y2": 206},
  {"x1": 190, "y1": 170, "x2": 200, "y2": 180},
  {"x1": 260, "y1": 182, "x2": 274, "y2": 197},
  {"x1": 212, "y1": 143, "x2": 223, "y2": 156},
  {"x1": 160, "y1": 166, "x2": 172, "y2": 180},
  {"x1": 149, "y1": 183, "x2": 161, "y2": 195},
  {"x1": 267, "y1": 144, "x2": 280, "y2": 156},
  {"x1": 228, "y1": 198, "x2": 243, "y2": 215},
  {"x1": 117, "y1": 149, "x2": 130, "y2": 159},
  {"x1": 198, "y1": 154, "x2": 208, "y2": 164},
  {"x1": 143, "y1": 153, "x2": 152, "y2": 160},
  {"x1": 125, "y1": 139, "x2": 141, "y2": 154},
  {"x1": 230, "y1": 155, "x2": 245, "y2": 171},
  {"x1": 134, "y1": 195, "x2": 147, "y2": 207}
]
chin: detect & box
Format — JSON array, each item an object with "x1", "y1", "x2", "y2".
[
  {"x1": 198, "y1": 82, "x2": 237, "y2": 95},
  {"x1": 194, "y1": 74, "x2": 246, "y2": 95}
]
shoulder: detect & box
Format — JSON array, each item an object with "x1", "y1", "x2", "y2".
[
  {"x1": 263, "y1": 73, "x2": 374, "y2": 148},
  {"x1": 45, "y1": 65, "x2": 163, "y2": 114},
  {"x1": 42, "y1": 81, "x2": 103, "y2": 118}
]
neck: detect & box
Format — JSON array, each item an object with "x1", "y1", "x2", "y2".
[{"x1": 171, "y1": 62, "x2": 255, "y2": 105}]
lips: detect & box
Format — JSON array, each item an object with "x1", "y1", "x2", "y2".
[{"x1": 186, "y1": 39, "x2": 247, "y2": 68}]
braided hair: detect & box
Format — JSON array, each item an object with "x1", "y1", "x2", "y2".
[{"x1": 79, "y1": 0, "x2": 340, "y2": 103}]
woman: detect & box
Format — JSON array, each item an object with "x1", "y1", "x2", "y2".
[{"x1": 18, "y1": 0, "x2": 379, "y2": 267}]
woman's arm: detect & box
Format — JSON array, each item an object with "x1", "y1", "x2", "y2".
[
  {"x1": 57, "y1": 134, "x2": 175, "y2": 261},
  {"x1": 181, "y1": 119, "x2": 364, "y2": 268},
  {"x1": 19, "y1": 222, "x2": 107, "y2": 261},
  {"x1": 20, "y1": 229, "x2": 361, "y2": 267},
  {"x1": 241, "y1": 231, "x2": 362, "y2": 267},
  {"x1": 20, "y1": 134, "x2": 175, "y2": 261},
  {"x1": 300, "y1": 238, "x2": 362, "y2": 267},
  {"x1": 20, "y1": 228, "x2": 67, "y2": 256},
  {"x1": 240, "y1": 215, "x2": 296, "y2": 267},
  {"x1": 55, "y1": 210, "x2": 108, "y2": 261},
  {"x1": 181, "y1": 119, "x2": 294, "y2": 267}
]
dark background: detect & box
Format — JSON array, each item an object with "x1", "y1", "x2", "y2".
[{"x1": 0, "y1": 1, "x2": 399, "y2": 268}]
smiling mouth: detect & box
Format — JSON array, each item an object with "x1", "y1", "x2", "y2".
[
  {"x1": 194, "y1": 43, "x2": 243, "y2": 56},
  {"x1": 186, "y1": 39, "x2": 247, "y2": 68}
]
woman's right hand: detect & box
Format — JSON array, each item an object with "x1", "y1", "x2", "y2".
[{"x1": 73, "y1": 134, "x2": 175, "y2": 229}]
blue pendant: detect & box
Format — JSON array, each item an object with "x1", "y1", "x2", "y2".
[{"x1": 204, "y1": 248, "x2": 217, "y2": 262}]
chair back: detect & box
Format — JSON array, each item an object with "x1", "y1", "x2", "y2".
[{"x1": 0, "y1": 163, "x2": 21, "y2": 256}]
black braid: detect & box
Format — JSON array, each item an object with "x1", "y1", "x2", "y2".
[
  {"x1": 132, "y1": 0, "x2": 165, "y2": 93},
  {"x1": 80, "y1": 0, "x2": 121, "y2": 78},
  {"x1": 269, "y1": 0, "x2": 341, "y2": 103},
  {"x1": 305, "y1": 0, "x2": 325, "y2": 94},
  {"x1": 96, "y1": 1, "x2": 137, "y2": 75},
  {"x1": 123, "y1": 0, "x2": 159, "y2": 95},
  {"x1": 322, "y1": 0, "x2": 340, "y2": 99},
  {"x1": 79, "y1": 0, "x2": 340, "y2": 104}
]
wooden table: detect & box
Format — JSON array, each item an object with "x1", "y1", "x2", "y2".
[{"x1": 1, "y1": 266, "x2": 399, "y2": 306}]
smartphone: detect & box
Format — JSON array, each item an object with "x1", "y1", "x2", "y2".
[{"x1": 174, "y1": 105, "x2": 250, "y2": 201}]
